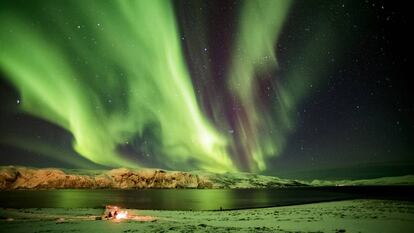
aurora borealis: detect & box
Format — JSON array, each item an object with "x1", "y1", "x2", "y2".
[
  {"x1": 0, "y1": 0, "x2": 236, "y2": 171},
  {"x1": 0, "y1": 0, "x2": 412, "y2": 177}
]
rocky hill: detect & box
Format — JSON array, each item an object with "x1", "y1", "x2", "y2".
[
  {"x1": 0, "y1": 166, "x2": 306, "y2": 190},
  {"x1": 1, "y1": 166, "x2": 412, "y2": 190}
]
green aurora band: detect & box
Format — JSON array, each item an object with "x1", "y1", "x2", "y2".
[
  {"x1": 0, "y1": 1, "x2": 233, "y2": 171},
  {"x1": 0, "y1": 0, "x2": 337, "y2": 172},
  {"x1": 228, "y1": 0, "x2": 291, "y2": 171}
]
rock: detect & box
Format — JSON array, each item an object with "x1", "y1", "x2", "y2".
[{"x1": 0, "y1": 166, "x2": 19, "y2": 189}]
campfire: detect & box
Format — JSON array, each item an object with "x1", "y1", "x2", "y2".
[
  {"x1": 102, "y1": 205, "x2": 157, "y2": 222},
  {"x1": 115, "y1": 211, "x2": 128, "y2": 220},
  {"x1": 104, "y1": 205, "x2": 128, "y2": 220}
]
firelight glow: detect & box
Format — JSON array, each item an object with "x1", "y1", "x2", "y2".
[{"x1": 115, "y1": 211, "x2": 128, "y2": 220}]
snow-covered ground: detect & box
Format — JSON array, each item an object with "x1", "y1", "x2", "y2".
[
  {"x1": 1, "y1": 199, "x2": 413, "y2": 232},
  {"x1": 308, "y1": 175, "x2": 414, "y2": 186}
]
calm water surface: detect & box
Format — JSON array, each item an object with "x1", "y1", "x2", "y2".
[{"x1": 0, "y1": 186, "x2": 412, "y2": 210}]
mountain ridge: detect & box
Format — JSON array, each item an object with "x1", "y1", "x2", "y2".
[{"x1": 0, "y1": 166, "x2": 413, "y2": 190}]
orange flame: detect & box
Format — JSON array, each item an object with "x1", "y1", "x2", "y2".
[{"x1": 115, "y1": 211, "x2": 128, "y2": 220}]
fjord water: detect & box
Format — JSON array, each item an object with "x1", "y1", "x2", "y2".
[{"x1": 0, "y1": 187, "x2": 413, "y2": 210}]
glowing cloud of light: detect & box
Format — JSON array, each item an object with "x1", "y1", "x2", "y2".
[
  {"x1": 227, "y1": 0, "x2": 292, "y2": 171},
  {"x1": 0, "y1": 1, "x2": 233, "y2": 172},
  {"x1": 0, "y1": 0, "x2": 335, "y2": 173}
]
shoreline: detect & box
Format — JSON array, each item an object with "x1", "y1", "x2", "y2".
[{"x1": 1, "y1": 199, "x2": 413, "y2": 232}]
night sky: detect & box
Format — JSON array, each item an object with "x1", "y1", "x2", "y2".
[{"x1": 0, "y1": 0, "x2": 412, "y2": 179}]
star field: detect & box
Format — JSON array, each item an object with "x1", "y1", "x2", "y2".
[{"x1": 0, "y1": 0, "x2": 412, "y2": 179}]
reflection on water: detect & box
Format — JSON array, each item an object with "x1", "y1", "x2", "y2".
[{"x1": 0, "y1": 187, "x2": 412, "y2": 210}]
